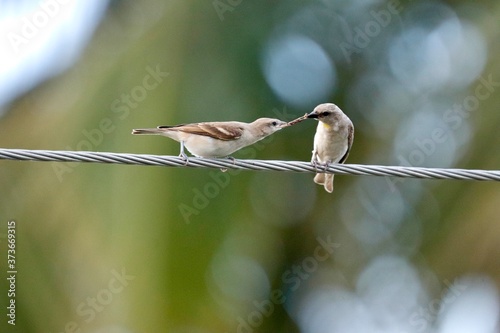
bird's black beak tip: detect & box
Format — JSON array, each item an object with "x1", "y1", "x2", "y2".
[{"x1": 307, "y1": 112, "x2": 318, "y2": 119}]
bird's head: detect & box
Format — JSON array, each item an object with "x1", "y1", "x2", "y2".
[
  {"x1": 307, "y1": 103, "x2": 345, "y2": 127},
  {"x1": 253, "y1": 118, "x2": 289, "y2": 135}
]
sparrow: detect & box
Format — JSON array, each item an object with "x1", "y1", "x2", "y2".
[
  {"x1": 132, "y1": 118, "x2": 288, "y2": 159},
  {"x1": 307, "y1": 103, "x2": 354, "y2": 193}
]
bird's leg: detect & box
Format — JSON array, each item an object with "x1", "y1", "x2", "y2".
[
  {"x1": 219, "y1": 156, "x2": 235, "y2": 172},
  {"x1": 311, "y1": 149, "x2": 331, "y2": 173},
  {"x1": 179, "y1": 141, "x2": 189, "y2": 165},
  {"x1": 322, "y1": 160, "x2": 332, "y2": 172},
  {"x1": 311, "y1": 150, "x2": 320, "y2": 171}
]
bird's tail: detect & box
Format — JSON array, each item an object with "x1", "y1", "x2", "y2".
[
  {"x1": 314, "y1": 173, "x2": 334, "y2": 193},
  {"x1": 131, "y1": 128, "x2": 165, "y2": 135}
]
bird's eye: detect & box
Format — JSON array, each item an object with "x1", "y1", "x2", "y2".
[
  {"x1": 272, "y1": 121, "x2": 278, "y2": 126},
  {"x1": 321, "y1": 111, "x2": 331, "y2": 117}
]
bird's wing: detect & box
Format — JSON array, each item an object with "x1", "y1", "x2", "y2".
[
  {"x1": 338, "y1": 124, "x2": 354, "y2": 164},
  {"x1": 158, "y1": 122, "x2": 244, "y2": 141}
]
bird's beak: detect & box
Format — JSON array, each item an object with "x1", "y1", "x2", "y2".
[
  {"x1": 307, "y1": 112, "x2": 319, "y2": 119},
  {"x1": 278, "y1": 121, "x2": 290, "y2": 128}
]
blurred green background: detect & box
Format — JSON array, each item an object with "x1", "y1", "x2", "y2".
[{"x1": 1, "y1": 0, "x2": 499, "y2": 332}]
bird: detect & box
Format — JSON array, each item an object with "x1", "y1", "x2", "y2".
[
  {"x1": 307, "y1": 103, "x2": 354, "y2": 193},
  {"x1": 132, "y1": 118, "x2": 288, "y2": 159}
]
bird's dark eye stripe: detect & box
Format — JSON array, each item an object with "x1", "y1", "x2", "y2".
[{"x1": 321, "y1": 111, "x2": 331, "y2": 116}]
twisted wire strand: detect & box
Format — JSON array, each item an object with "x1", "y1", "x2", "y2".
[{"x1": 0, "y1": 148, "x2": 499, "y2": 181}]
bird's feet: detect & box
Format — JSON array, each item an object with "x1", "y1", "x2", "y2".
[
  {"x1": 179, "y1": 152, "x2": 189, "y2": 166},
  {"x1": 179, "y1": 141, "x2": 189, "y2": 166},
  {"x1": 311, "y1": 156, "x2": 331, "y2": 173},
  {"x1": 220, "y1": 156, "x2": 235, "y2": 172},
  {"x1": 311, "y1": 154, "x2": 320, "y2": 171},
  {"x1": 322, "y1": 161, "x2": 332, "y2": 172}
]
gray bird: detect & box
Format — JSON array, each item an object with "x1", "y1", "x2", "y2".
[
  {"x1": 307, "y1": 103, "x2": 354, "y2": 193},
  {"x1": 132, "y1": 118, "x2": 288, "y2": 158}
]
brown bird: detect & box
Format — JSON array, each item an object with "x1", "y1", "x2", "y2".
[{"x1": 132, "y1": 118, "x2": 288, "y2": 158}]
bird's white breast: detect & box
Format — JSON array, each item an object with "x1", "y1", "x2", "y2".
[{"x1": 314, "y1": 122, "x2": 348, "y2": 163}]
